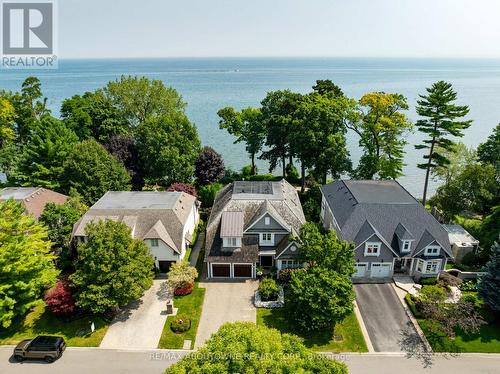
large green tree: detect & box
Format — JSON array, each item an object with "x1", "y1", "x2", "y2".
[
  {"x1": 13, "y1": 117, "x2": 78, "y2": 189},
  {"x1": 63, "y1": 139, "x2": 131, "y2": 204},
  {"x1": 165, "y1": 322, "x2": 347, "y2": 374},
  {"x1": 0, "y1": 97, "x2": 15, "y2": 149},
  {"x1": 218, "y1": 106, "x2": 264, "y2": 175},
  {"x1": 415, "y1": 81, "x2": 472, "y2": 206},
  {"x1": 431, "y1": 142, "x2": 477, "y2": 184},
  {"x1": 136, "y1": 112, "x2": 201, "y2": 185},
  {"x1": 478, "y1": 241, "x2": 500, "y2": 312},
  {"x1": 0, "y1": 200, "x2": 59, "y2": 327},
  {"x1": 70, "y1": 220, "x2": 154, "y2": 314},
  {"x1": 477, "y1": 123, "x2": 500, "y2": 176},
  {"x1": 348, "y1": 92, "x2": 412, "y2": 179}
]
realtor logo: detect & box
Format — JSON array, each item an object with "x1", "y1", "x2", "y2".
[{"x1": 1, "y1": 1, "x2": 57, "y2": 69}]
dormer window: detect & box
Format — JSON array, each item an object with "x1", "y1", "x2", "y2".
[
  {"x1": 264, "y1": 216, "x2": 270, "y2": 225},
  {"x1": 364, "y1": 242, "x2": 381, "y2": 256},
  {"x1": 425, "y1": 246, "x2": 440, "y2": 256},
  {"x1": 223, "y1": 237, "x2": 241, "y2": 248},
  {"x1": 402, "y1": 240, "x2": 411, "y2": 252}
]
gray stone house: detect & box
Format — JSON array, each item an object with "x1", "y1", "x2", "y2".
[
  {"x1": 204, "y1": 180, "x2": 305, "y2": 278},
  {"x1": 320, "y1": 180, "x2": 452, "y2": 281}
]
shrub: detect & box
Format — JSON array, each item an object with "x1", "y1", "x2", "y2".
[
  {"x1": 170, "y1": 315, "x2": 191, "y2": 333},
  {"x1": 460, "y1": 279, "x2": 477, "y2": 292},
  {"x1": 418, "y1": 285, "x2": 447, "y2": 303},
  {"x1": 174, "y1": 283, "x2": 194, "y2": 296},
  {"x1": 405, "y1": 293, "x2": 422, "y2": 318},
  {"x1": 419, "y1": 277, "x2": 437, "y2": 285},
  {"x1": 198, "y1": 183, "x2": 223, "y2": 208},
  {"x1": 248, "y1": 173, "x2": 279, "y2": 181},
  {"x1": 278, "y1": 268, "x2": 306, "y2": 285},
  {"x1": 258, "y1": 278, "x2": 279, "y2": 301},
  {"x1": 44, "y1": 279, "x2": 76, "y2": 316},
  {"x1": 167, "y1": 262, "x2": 198, "y2": 292},
  {"x1": 167, "y1": 182, "x2": 197, "y2": 198},
  {"x1": 438, "y1": 272, "x2": 462, "y2": 288}
]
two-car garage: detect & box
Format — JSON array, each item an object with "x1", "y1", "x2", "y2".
[
  {"x1": 209, "y1": 263, "x2": 254, "y2": 278},
  {"x1": 353, "y1": 262, "x2": 392, "y2": 279}
]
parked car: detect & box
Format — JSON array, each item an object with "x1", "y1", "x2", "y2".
[{"x1": 13, "y1": 336, "x2": 66, "y2": 363}]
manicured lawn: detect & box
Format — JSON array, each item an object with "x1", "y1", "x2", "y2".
[
  {"x1": 257, "y1": 308, "x2": 367, "y2": 352},
  {"x1": 418, "y1": 319, "x2": 500, "y2": 353},
  {"x1": 0, "y1": 301, "x2": 109, "y2": 347},
  {"x1": 157, "y1": 284, "x2": 206, "y2": 349}
]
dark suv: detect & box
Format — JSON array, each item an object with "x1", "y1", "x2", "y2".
[{"x1": 13, "y1": 336, "x2": 66, "y2": 363}]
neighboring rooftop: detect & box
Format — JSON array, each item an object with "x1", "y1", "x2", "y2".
[
  {"x1": 0, "y1": 187, "x2": 68, "y2": 219},
  {"x1": 232, "y1": 181, "x2": 284, "y2": 200},
  {"x1": 92, "y1": 191, "x2": 184, "y2": 210},
  {"x1": 443, "y1": 224, "x2": 479, "y2": 246},
  {"x1": 341, "y1": 180, "x2": 417, "y2": 205},
  {"x1": 0, "y1": 187, "x2": 39, "y2": 200}
]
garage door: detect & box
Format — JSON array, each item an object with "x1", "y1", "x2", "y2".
[
  {"x1": 353, "y1": 263, "x2": 367, "y2": 277},
  {"x1": 371, "y1": 263, "x2": 392, "y2": 278},
  {"x1": 212, "y1": 264, "x2": 231, "y2": 277},
  {"x1": 233, "y1": 264, "x2": 253, "y2": 278},
  {"x1": 158, "y1": 261, "x2": 174, "y2": 273}
]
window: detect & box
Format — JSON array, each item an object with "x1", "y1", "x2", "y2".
[
  {"x1": 402, "y1": 240, "x2": 411, "y2": 252},
  {"x1": 424, "y1": 246, "x2": 440, "y2": 256},
  {"x1": 223, "y1": 237, "x2": 241, "y2": 247},
  {"x1": 281, "y1": 260, "x2": 301, "y2": 269},
  {"x1": 424, "y1": 259, "x2": 441, "y2": 274},
  {"x1": 260, "y1": 233, "x2": 274, "y2": 246},
  {"x1": 416, "y1": 259, "x2": 424, "y2": 272},
  {"x1": 264, "y1": 216, "x2": 270, "y2": 225},
  {"x1": 151, "y1": 239, "x2": 159, "y2": 247},
  {"x1": 364, "y1": 242, "x2": 381, "y2": 256}
]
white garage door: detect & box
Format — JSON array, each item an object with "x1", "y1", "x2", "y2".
[
  {"x1": 371, "y1": 263, "x2": 392, "y2": 277},
  {"x1": 353, "y1": 263, "x2": 367, "y2": 277}
]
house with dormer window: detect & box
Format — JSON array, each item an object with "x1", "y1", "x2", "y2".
[
  {"x1": 320, "y1": 180, "x2": 452, "y2": 281},
  {"x1": 204, "y1": 180, "x2": 305, "y2": 278}
]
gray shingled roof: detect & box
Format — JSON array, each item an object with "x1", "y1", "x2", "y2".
[
  {"x1": 72, "y1": 191, "x2": 196, "y2": 253},
  {"x1": 205, "y1": 180, "x2": 305, "y2": 262},
  {"x1": 321, "y1": 180, "x2": 451, "y2": 257}
]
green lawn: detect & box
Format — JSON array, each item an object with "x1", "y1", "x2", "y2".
[
  {"x1": 418, "y1": 319, "x2": 500, "y2": 353},
  {"x1": 0, "y1": 301, "x2": 109, "y2": 347},
  {"x1": 158, "y1": 284, "x2": 206, "y2": 349},
  {"x1": 257, "y1": 308, "x2": 367, "y2": 352}
]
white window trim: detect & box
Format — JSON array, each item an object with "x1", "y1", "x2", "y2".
[
  {"x1": 401, "y1": 240, "x2": 412, "y2": 252},
  {"x1": 423, "y1": 259, "x2": 442, "y2": 274},
  {"x1": 264, "y1": 217, "x2": 271, "y2": 225},
  {"x1": 364, "y1": 242, "x2": 381, "y2": 257},
  {"x1": 416, "y1": 259, "x2": 424, "y2": 272},
  {"x1": 259, "y1": 233, "x2": 275, "y2": 246},
  {"x1": 151, "y1": 238, "x2": 159, "y2": 247},
  {"x1": 424, "y1": 245, "x2": 440, "y2": 256}
]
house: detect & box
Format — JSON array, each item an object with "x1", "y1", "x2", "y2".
[
  {"x1": 204, "y1": 180, "x2": 305, "y2": 279},
  {"x1": 0, "y1": 187, "x2": 68, "y2": 220},
  {"x1": 320, "y1": 180, "x2": 452, "y2": 281},
  {"x1": 72, "y1": 191, "x2": 199, "y2": 272},
  {"x1": 443, "y1": 224, "x2": 479, "y2": 263}
]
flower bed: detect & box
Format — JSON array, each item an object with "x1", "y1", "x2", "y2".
[
  {"x1": 174, "y1": 282, "x2": 194, "y2": 296},
  {"x1": 254, "y1": 286, "x2": 284, "y2": 308}
]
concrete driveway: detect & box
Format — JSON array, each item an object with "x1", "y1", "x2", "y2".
[
  {"x1": 354, "y1": 283, "x2": 416, "y2": 352},
  {"x1": 100, "y1": 279, "x2": 171, "y2": 349},
  {"x1": 195, "y1": 280, "x2": 258, "y2": 348}
]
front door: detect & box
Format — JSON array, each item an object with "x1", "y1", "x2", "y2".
[
  {"x1": 259, "y1": 255, "x2": 273, "y2": 268},
  {"x1": 158, "y1": 261, "x2": 174, "y2": 273}
]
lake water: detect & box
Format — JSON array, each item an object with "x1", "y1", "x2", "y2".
[{"x1": 1, "y1": 57, "x2": 499, "y2": 197}]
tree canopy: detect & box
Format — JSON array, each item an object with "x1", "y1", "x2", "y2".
[
  {"x1": 477, "y1": 123, "x2": 500, "y2": 176},
  {"x1": 195, "y1": 146, "x2": 225, "y2": 185},
  {"x1": 478, "y1": 241, "x2": 500, "y2": 312},
  {"x1": 0, "y1": 199, "x2": 59, "y2": 328}
]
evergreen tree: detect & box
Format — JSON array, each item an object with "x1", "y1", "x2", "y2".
[
  {"x1": 478, "y1": 241, "x2": 500, "y2": 312},
  {"x1": 415, "y1": 81, "x2": 472, "y2": 205},
  {"x1": 477, "y1": 123, "x2": 500, "y2": 176}
]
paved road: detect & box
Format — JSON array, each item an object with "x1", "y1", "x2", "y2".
[
  {"x1": 355, "y1": 283, "x2": 417, "y2": 352},
  {"x1": 195, "y1": 279, "x2": 257, "y2": 348},
  {"x1": 2, "y1": 347, "x2": 499, "y2": 374},
  {"x1": 100, "y1": 279, "x2": 171, "y2": 349}
]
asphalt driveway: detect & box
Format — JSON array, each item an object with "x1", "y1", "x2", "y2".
[
  {"x1": 195, "y1": 280, "x2": 258, "y2": 348},
  {"x1": 100, "y1": 279, "x2": 171, "y2": 349},
  {"x1": 354, "y1": 283, "x2": 416, "y2": 352}
]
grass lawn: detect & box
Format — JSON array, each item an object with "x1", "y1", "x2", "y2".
[
  {"x1": 418, "y1": 319, "x2": 500, "y2": 353},
  {"x1": 0, "y1": 301, "x2": 109, "y2": 347},
  {"x1": 158, "y1": 283, "x2": 206, "y2": 349},
  {"x1": 257, "y1": 308, "x2": 367, "y2": 352}
]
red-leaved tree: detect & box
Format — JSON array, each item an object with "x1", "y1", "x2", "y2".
[
  {"x1": 167, "y1": 182, "x2": 198, "y2": 198},
  {"x1": 44, "y1": 279, "x2": 76, "y2": 316}
]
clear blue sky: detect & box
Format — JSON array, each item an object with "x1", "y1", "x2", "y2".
[{"x1": 60, "y1": 0, "x2": 500, "y2": 58}]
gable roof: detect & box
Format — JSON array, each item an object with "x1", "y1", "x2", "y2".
[
  {"x1": 321, "y1": 180, "x2": 452, "y2": 258},
  {"x1": 72, "y1": 191, "x2": 197, "y2": 253},
  {"x1": 0, "y1": 187, "x2": 68, "y2": 219}
]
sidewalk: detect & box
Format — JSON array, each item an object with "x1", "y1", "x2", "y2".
[{"x1": 189, "y1": 231, "x2": 205, "y2": 267}]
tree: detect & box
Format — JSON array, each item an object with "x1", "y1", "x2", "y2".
[
  {"x1": 298, "y1": 222, "x2": 355, "y2": 276},
  {"x1": 166, "y1": 262, "x2": 198, "y2": 295},
  {"x1": 0, "y1": 199, "x2": 59, "y2": 328},
  {"x1": 260, "y1": 90, "x2": 303, "y2": 177},
  {"x1": 105, "y1": 135, "x2": 144, "y2": 190},
  {"x1": 70, "y1": 220, "x2": 154, "y2": 314},
  {"x1": 218, "y1": 106, "x2": 264, "y2": 175},
  {"x1": 167, "y1": 182, "x2": 197, "y2": 198},
  {"x1": 478, "y1": 241, "x2": 500, "y2": 312},
  {"x1": 0, "y1": 97, "x2": 15, "y2": 149},
  {"x1": 165, "y1": 322, "x2": 347, "y2": 374},
  {"x1": 479, "y1": 206, "x2": 500, "y2": 252},
  {"x1": 61, "y1": 90, "x2": 129, "y2": 142},
  {"x1": 44, "y1": 279, "x2": 76, "y2": 316},
  {"x1": 432, "y1": 142, "x2": 477, "y2": 184},
  {"x1": 198, "y1": 182, "x2": 223, "y2": 208},
  {"x1": 13, "y1": 116, "x2": 78, "y2": 190},
  {"x1": 415, "y1": 81, "x2": 472, "y2": 206},
  {"x1": 105, "y1": 75, "x2": 186, "y2": 127},
  {"x1": 312, "y1": 79, "x2": 344, "y2": 97},
  {"x1": 136, "y1": 113, "x2": 201, "y2": 186},
  {"x1": 39, "y1": 191, "x2": 88, "y2": 268},
  {"x1": 477, "y1": 123, "x2": 500, "y2": 175},
  {"x1": 286, "y1": 266, "x2": 354, "y2": 331},
  {"x1": 194, "y1": 146, "x2": 225, "y2": 185},
  {"x1": 63, "y1": 139, "x2": 131, "y2": 204},
  {"x1": 348, "y1": 92, "x2": 412, "y2": 179}
]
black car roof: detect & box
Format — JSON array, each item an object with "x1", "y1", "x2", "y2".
[{"x1": 31, "y1": 336, "x2": 64, "y2": 346}]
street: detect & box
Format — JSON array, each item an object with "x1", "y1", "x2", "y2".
[{"x1": 1, "y1": 347, "x2": 500, "y2": 373}]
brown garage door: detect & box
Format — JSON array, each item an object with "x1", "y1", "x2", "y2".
[
  {"x1": 158, "y1": 261, "x2": 174, "y2": 273},
  {"x1": 233, "y1": 264, "x2": 252, "y2": 278},
  {"x1": 212, "y1": 264, "x2": 230, "y2": 277}
]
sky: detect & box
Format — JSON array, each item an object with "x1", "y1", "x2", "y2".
[{"x1": 58, "y1": 0, "x2": 500, "y2": 59}]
